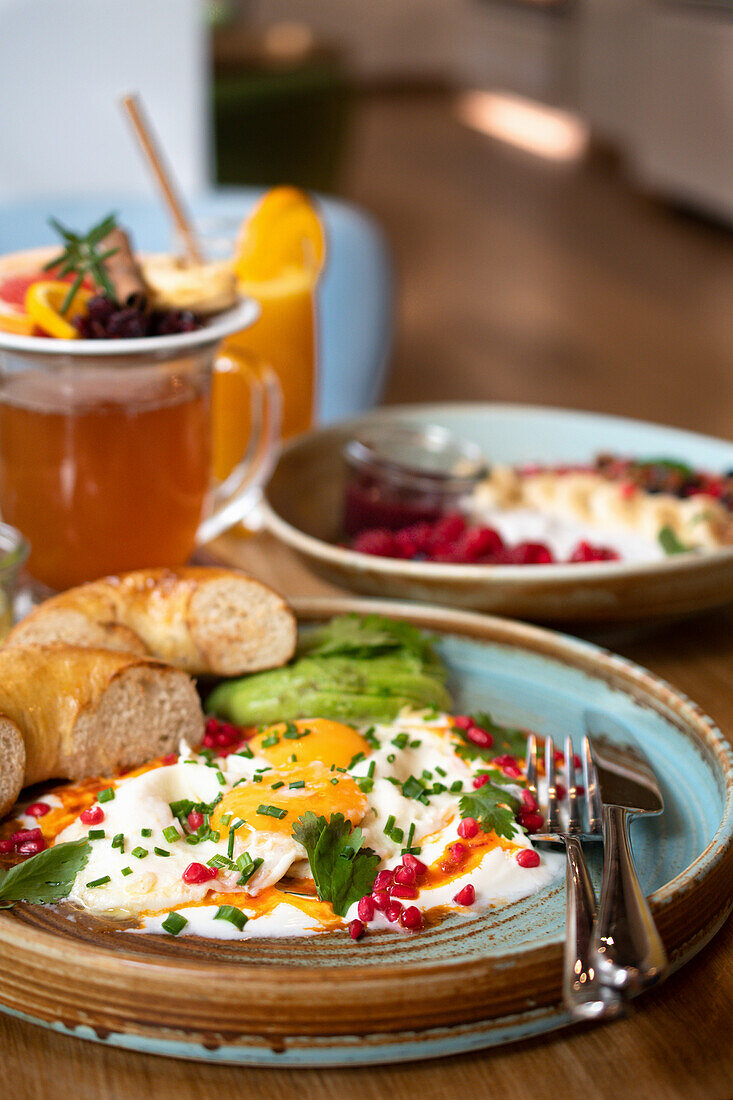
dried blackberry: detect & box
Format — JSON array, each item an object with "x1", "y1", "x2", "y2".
[{"x1": 73, "y1": 295, "x2": 202, "y2": 340}]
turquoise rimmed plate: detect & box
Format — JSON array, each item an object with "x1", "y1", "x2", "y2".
[{"x1": 0, "y1": 597, "x2": 730, "y2": 1065}]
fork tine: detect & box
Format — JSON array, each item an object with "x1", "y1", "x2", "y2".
[
  {"x1": 565, "y1": 735, "x2": 581, "y2": 833},
  {"x1": 545, "y1": 736, "x2": 560, "y2": 832},
  {"x1": 582, "y1": 736, "x2": 603, "y2": 834},
  {"x1": 525, "y1": 734, "x2": 538, "y2": 804}
]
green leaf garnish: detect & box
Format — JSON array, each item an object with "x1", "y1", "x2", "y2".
[
  {"x1": 459, "y1": 783, "x2": 520, "y2": 841},
  {"x1": 45, "y1": 212, "x2": 120, "y2": 310},
  {"x1": 0, "y1": 839, "x2": 90, "y2": 907},
  {"x1": 292, "y1": 811, "x2": 380, "y2": 916},
  {"x1": 658, "y1": 526, "x2": 692, "y2": 556}
]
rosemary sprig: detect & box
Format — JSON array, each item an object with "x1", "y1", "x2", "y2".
[{"x1": 44, "y1": 212, "x2": 120, "y2": 312}]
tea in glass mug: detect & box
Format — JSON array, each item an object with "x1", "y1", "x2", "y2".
[{"x1": 0, "y1": 301, "x2": 279, "y2": 591}]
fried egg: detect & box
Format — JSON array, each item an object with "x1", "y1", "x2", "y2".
[{"x1": 47, "y1": 709, "x2": 562, "y2": 938}]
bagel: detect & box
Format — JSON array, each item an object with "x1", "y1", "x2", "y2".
[
  {"x1": 0, "y1": 644, "x2": 203, "y2": 816},
  {"x1": 6, "y1": 567, "x2": 297, "y2": 676}
]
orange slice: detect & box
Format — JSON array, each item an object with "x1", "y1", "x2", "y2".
[
  {"x1": 0, "y1": 307, "x2": 35, "y2": 336},
  {"x1": 233, "y1": 186, "x2": 326, "y2": 284},
  {"x1": 24, "y1": 281, "x2": 93, "y2": 340}
]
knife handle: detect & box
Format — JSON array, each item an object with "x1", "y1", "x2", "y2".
[
  {"x1": 592, "y1": 804, "x2": 668, "y2": 992},
  {"x1": 562, "y1": 835, "x2": 624, "y2": 1021}
]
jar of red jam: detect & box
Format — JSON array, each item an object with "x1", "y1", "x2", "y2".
[{"x1": 342, "y1": 423, "x2": 487, "y2": 536}]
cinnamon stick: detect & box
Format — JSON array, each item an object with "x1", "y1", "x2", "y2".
[{"x1": 100, "y1": 228, "x2": 148, "y2": 308}]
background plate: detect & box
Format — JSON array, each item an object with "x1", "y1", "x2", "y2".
[
  {"x1": 0, "y1": 597, "x2": 731, "y2": 1065},
  {"x1": 263, "y1": 403, "x2": 733, "y2": 623}
]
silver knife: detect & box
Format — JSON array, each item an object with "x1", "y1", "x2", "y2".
[{"x1": 584, "y1": 711, "x2": 668, "y2": 993}]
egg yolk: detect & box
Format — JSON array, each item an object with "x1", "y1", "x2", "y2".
[
  {"x1": 210, "y1": 761, "x2": 368, "y2": 837},
  {"x1": 248, "y1": 718, "x2": 372, "y2": 770}
]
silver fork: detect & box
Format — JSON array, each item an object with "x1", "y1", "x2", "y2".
[{"x1": 526, "y1": 733, "x2": 623, "y2": 1021}]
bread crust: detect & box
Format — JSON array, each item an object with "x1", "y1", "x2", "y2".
[
  {"x1": 0, "y1": 644, "x2": 203, "y2": 790},
  {"x1": 0, "y1": 716, "x2": 25, "y2": 818},
  {"x1": 6, "y1": 567, "x2": 297, "y2": 676}
]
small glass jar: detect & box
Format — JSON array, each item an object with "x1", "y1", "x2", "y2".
[
  {"x1": 0, "y1": 523, "x2": 29, "y2": 639},
  {"x1": 342, "y1": 422, "x2": 487, "y2": 536}
]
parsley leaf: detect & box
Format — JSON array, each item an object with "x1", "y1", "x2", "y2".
[
  {"x1": 459, "y1": 784, "x2": 520, "y2": 840},
  {"x1": 658, "y1": 525, "x2": 691, "y2": 556},
  {"x1": 0, "y1": 839, "x2": 91, "y2": 907},
  {"x1": 292, "y1": 811, "x2": 380, "y2": 916},
  {"x1": 454, "y1": 711, "x2": 528, "y2": 761}
]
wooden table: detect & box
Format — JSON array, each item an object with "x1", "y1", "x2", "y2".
[{"x1": 5, "y1": 90, "x2": 733, "y2": 1098}]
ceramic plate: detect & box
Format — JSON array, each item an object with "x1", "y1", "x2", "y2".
[
  {"x1": 0, "y1": 597, "x2": 731, "y2": 1066},
  {"x1": 262, "y1": 403, "x2": 733, "y2": 623}
]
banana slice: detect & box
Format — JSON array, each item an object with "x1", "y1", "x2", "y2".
[{"x1": 141, "y1": 255, "x2": 238, "y2": 315}]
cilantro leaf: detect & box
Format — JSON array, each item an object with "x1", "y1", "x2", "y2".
[
  {"x1": 459, "y1": 783, "x2": 520, "y2": 840},
  {"x1": 0, "y1": 839, "x2": 91, "y2": 907},
  {"x1": 454, "y1": 711, "x2": 528, "y2": 762},
  {"x1": 658, "y1": 526, "x2": 691, "y2": 556},
  {"x1": 292, "y1": 811, "x2": 380, "y2": 916}
]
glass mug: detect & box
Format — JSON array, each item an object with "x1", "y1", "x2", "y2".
[{"x1": 0, "y1": 302, "x2": 280, "y2": 592}]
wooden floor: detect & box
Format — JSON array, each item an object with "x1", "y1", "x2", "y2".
[{"x1": 341, "y1": 91, "x2": 733, "y2": 440}]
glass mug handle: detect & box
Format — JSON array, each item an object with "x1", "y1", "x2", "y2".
[{"x1": 195, "y1": 353, "x2": 282, "y2": 545}]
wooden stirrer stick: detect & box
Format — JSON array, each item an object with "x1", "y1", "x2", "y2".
[{"x1": 120, "y1": 92, "x2": 203, "y2": 266}]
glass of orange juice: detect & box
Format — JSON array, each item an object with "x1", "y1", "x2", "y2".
[{"x1": 208, "y1": 188, "x2": 326, "y2": 482}]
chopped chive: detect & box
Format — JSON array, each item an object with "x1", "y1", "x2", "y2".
[
  {"x1": 220, "y1": 813, "x2": 233, "y2": 826},
  {"x1": 402, "y1": 776, "x2": 426, "y2": 800},
  {"x1": 347, "y1": 751, "x2": 365, "y2": 770},
  {"x1": 357, "y1": 777, "x2": 374, "y2": 793},
  {"x1": 391, "y1": 733, "x2": 409, "y2": 750},
  {"x1": 284, "y1": 722, "x2": 306, "y2": 740},
  {"x1": 288, "y1": 780, "x2": 305, "y2": 790},
  {"x1": 410, "y1": 740, "x2": 423, "y2": 749},
  {"x1": 131, "y1": 846, "x2": 148, "y2": 859},
  {"x1": 111, "y1": 833, "x2": 125, "y2": 851},
  {"x1": 421, "y1": 769, "x2": 433, "y2": 781},
  {"x1": 363, "y1": 726, "x2": 378, "y2": 747},
  {"x1": 435, "y1": 766, "x2": 447, "y2": 778},
  {"x1": 330, "y1": 778, "x2": 339, "y2": 785},
  {"x1": 207, "y1": 854, "x2": 237, "y2": 870},
  {"x1": 391, "y1": 826, "x2": 404, "y2": 844},
  {"x1": 289, "y1": 753, "x2": 297, "y2": 763},
  {"x1": 154, "y1": 847, "x2": 170, "y2": 858},
  {"x1": 270, "y1": 781, "x2": 285, "y2": 790},
  {"x1": 387, "y1": 753, "x2": 396, "y2": 764},
  {"x1": 121, "y1": 866, "x2": 133, "y2": 877},
  {"x1": 256, "y1": 804, "x2": 287, "y2": 820},
  {"x1": 141, "y1": 828, "x2": 152, "y2": 838},
  {"x1": 162, "y1": 911, "x2": 187, "y2": 936},
  {"x1": 252, "y1": 774, "x2": 263, "y2": 783},
  {"x1": 255, "y1": 766, "x2": 272, "y2": 773},
  {"x1": 406, "y1": 822, "x2": 416, "y2": 849},
  {"x1": 431, "y1": 782, "x2": 447, "y2": 795},
  {"x1": 214, "y1": 905, "x2": 249, "y2": 931},
  {"x1": 163, "y1": 826, "x2": 180, "y2": 844},
  {"x1": 450, "y1": 780, "x2": 463, "y2": 793},
  {"x1": 98, "y1": 787, "x2": 115, "y2": 803},
  {"x1": 384, "y1": 815, "x2": 396, "y2": 836},
  {"x1": 216, "y1": 771, "x2": 226, "y2": 786},
  {"x1": 261, "y1": 734, "x2": 280, "y2": 748},
  {"x1": 386, "y1": 776, "x2": 401, "y2": 787},
  {"x1": 86, "y1": 875, "x2": 110, "y2": 888},
  {"x1": 235, "y1": 745, "x2": 254, "y2": 759},
  {"x1": 88, "y1": 829, "x2": 105, "y2": 840},
  {"x1": 227, "y1": 826, "x2": 236, "y2": 860},
  {"x1": 185, "y1": 834, "x2": 201, "y2": 845},
  {"x1": 367, "y1": 761, "x2": 376, "y2": 779}
]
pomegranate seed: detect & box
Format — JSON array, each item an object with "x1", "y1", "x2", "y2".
[
  {"x1": 393, "y1": 864, "x2": 416, "y2": 886},
  {"x1": 573, "y1": 754, "x2": 582, "y2": 769},
  {"x1": 80, "y1": 806, "x2": 104, "y2": 826},
  {"x1": 182, "y1": 862, "x2": 219, "y2": 885},
  {"x1": 554, "y1": 750, "x2": 565, "y2": 766},
  {"x1": 17, "y1": 837, "x2": 46, "y2": 855},
  {"x1": 458, "y1": 817, "x2": 478, "y2": 839},
  {"x1": 453, "y1": 884, "x2": 476, "y2": 906},
  {"x1": 518, "y1": 811, "x2": 544, "y2": 833},
  {"x1": 521, "y1": 789, "x2": 539, "y2": 812},
  {"x1": 373, "y1": 869, "x2": 394, "y2": 891},
  {"x1": 202, "y1": 732, "x2": 217, "y2": 748},
  {"x1": 187, "y1": 811, "x2": 204, "y2": 831},
  {"x1": 399, "y1": 905, "x2": 423, "y2": 930},
  {"x1": 389, "y1": 883, "x2": 418, "y2": 900},
  {"x1": 11, "y1": 828, "x2": 42, "y2": 846},
  {"x1": 205, "y1": 716, "x2": 220, "y2": 734},
  {"x1": 453, "y1": 715, "x2": 473, "y2": 730},
  {"x1": 467, "y1": 726, "x2": 494, "y2": 749},
  {"x1": 401, "y1": 853, "x2": 427, "y2": 877},
  {"x1": 161, "y1": 753, "x2": 178, "y2": 766},
  {"x1": 473, "y1": 774, "x2": 489, "y2": 789},
  {"x1": 385, "y1": 901, "x2": 403, "y2": 923},
  {"x1": 357, "y1": 895, "x2": 375, "y2": 922},
  {"x1": 516, "y1": 849, "x2": 541, "y2": 869},
  {"x1": 555, "y1": 782, "x2": 567, "y2": 801},
  {"x1": 371, "y1": 889, "x2": 390, "y2": 911},
  {"x1": 349, "y1": 919, "x2": 365, "y2": 940},
  {"x1": 25, "y1": 802, "x2": 51, "y2": 818},
  {"x1": 575, "y1": 784, "x2": 585, "y2": 796},
  {"x1": 448, "y1": 842, "x2": 466, "y2": 864},
  {"x1": 0, "y1": 839, "x2": 14, "y2": 853}
]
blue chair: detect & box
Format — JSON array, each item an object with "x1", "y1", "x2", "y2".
[{"x1": 0, "y1": 189, "x2": 393, "y2": 423}]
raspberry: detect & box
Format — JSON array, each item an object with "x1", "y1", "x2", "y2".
[
  {"x1": 352, "y1": 529, "x2": 396, "y2": 557},
  {"x1": 429, "y1": 513, "x2": 466, "y2": 546},
  {"x1": 569, "y1": 541, "x2": 620, "y2": 563},
  {"x1": 459, "y1": 526, "x2": 503, "y2": 562}
]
